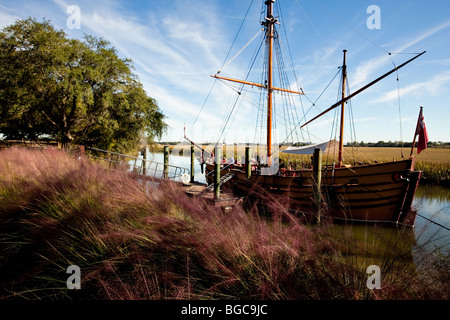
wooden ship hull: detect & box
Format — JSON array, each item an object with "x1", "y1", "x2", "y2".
[{"x1": 205, "y1": 158, "x2": 420, "y2": 226}]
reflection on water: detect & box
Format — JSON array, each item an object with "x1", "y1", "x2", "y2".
[
  {"x1": 135, "y1": 152, "x2": 206, "y2": 183},
  {"x1": 322, "y1": 223, "x2": 417, "y2": 272},
  {"x1": 413, "y1": 185, "x2": 450, "y2": 251},
  {"x1": 311, "y1": 185, "x2": 449, "y2": 275}
]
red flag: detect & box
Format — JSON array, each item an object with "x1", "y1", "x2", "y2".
[{"x1": 415, "y1": 108, "x2": 429, "y2": 154}]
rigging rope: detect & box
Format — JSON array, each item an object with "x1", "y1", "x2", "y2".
[
  {"x1": 274, "y1": 30, "x2": 303, "y2": 145},
  {"x1": 297, "y1": 0, "x2": 420, "y2": 163},
  {"x1": 389, "y1": 54, "x2": 405, "y2": 157},
  {"x1": 311, "y1": 0, "x2": 390, "y2": 55},
  {"x1": 279, "y1": 67, "x2": 342, "y2": 146},
  {"x1": 295, "y1": 0, "x2": 321, "y2": 38},
  {"x1": 192, "y1": 82, "x2": 216, "y2": 127},
  {"x1": 216, "y1": 28, "x2": 264, "y2": 75},
  {"x1": 192, "y1": 0, "x2": 255, "y2": 129},
  {"x1": 417, "y1": 213, "x2": 450, "y2": 232},
  {"x1": 215, "y1": 29, "x2": 265, "y2": 149},
  {"x1": 277, "y1": 2, "x2": 310, "y2": 143},
  {"x1": 218, "y1": 0, "x2": 255, "y2": 72},
  {"x1": 309, "y1": 0, "x2": 422, "y2": 157}
]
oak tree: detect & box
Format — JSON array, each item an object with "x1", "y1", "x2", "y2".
[{"x1": 0, "y1": 18, "x2": 167, "y2": 152}]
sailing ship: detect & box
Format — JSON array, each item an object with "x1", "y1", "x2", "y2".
[{"x1": 196, "y1": 0, "x2": 426, "y2": 226}]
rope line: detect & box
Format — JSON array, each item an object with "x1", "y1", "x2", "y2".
[
  {"x1": 389, "y1": 55, "x2": 405, "y2": 157},
  {"x1": 192, "y1": 0, "x2": 255, "y2": 128},
  {"x1": 217, "y1": 28, "x2": 264, "y2": 75},
  {"x1": 417, "y1": 213, "x2": 450, "y2": 232},
  {"x1": 311, "y1": 0, "x2": 389, "y2": 54},
  {"x1": 279, "y1": 67, "x2": 342, "y2": 146}
]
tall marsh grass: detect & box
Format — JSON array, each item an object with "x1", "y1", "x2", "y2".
[{"x1": 0, "y1": 147, "x2": 447, "y2": 300}]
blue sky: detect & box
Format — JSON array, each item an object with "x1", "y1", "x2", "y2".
[{"x1": 1, "y1": 0, "x2": 450, "y2": 145}]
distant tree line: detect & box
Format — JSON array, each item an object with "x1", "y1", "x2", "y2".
[
  {"x1": 0, "y1": 18, "x2": 167, "y2": 153},
  {"x1": 346, "y1": 141, "x2": 449, "y2": 148},
  {"x1": 158, "y1": 141, "x2": 449, "y2": 148}
]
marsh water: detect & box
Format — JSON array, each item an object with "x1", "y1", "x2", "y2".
[{"x1": 140, "y1": 152, "x2": 450, "y2": 255}]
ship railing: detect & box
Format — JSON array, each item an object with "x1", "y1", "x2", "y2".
[
  {"x1": 205, "y1": 163, "x2": 234, "y2": 177},
  {"x1": 85, "y1": 147, "x2": 190, "y2": 181}
]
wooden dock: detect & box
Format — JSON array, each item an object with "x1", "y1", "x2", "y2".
[{"x1": 183, "y1": 182, "x2": 244, "y2": 210}]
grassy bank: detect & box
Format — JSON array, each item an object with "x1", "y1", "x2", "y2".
[{"x1": 0, "y1": 147, "x2": 447, "y2": 300}]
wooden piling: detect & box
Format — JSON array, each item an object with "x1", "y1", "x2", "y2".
[
  {"x1": 246, "y1": 146, "x2": 251, "y2": 179},
  {"x1": 190, "y1": 143, "x2": 195, "y2": 183},
  {"x1": 200, "y1": 150, "x2": 204, "y2": 174},
  {"x1": 214, "y1": 146, "x2": 221, "y2": 200},
  {"x1": 313, "y1": 148, "x2": 322, "y2": 222},
  {"x1": 163, "y1": 146, "x2": 169, "y2": 179},
  {"x1": 142, "y1": 147, "x2": 149, "y2": 175}
]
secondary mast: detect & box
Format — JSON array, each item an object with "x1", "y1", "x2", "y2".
[{"x1": 338, "y1": 50, "x2": 347, "y2": 167}]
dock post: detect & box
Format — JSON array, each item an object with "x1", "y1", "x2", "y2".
[
  {"x1": 190, "y1": 143, "x2": 195, "y2": 183},
  {"x1": 214, "y1": 146, "x2": 221, "y2": 200},
  {"x1": 142, "y1": 147, "x2": 149, "y2": 175},
  {"x1": 200, "y1": 150, "x2": 204, "y2": 174},
  {"x1": 313, "y1": 148, "x2": 322, "y2": 222},
  {"x1": 246, "y1": 146, "x2": 251, "y2": 179},
  {"x1": 163, "y1": 146, "x2": 169, "y2": 179}
]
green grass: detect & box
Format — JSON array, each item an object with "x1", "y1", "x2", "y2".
[{"x1": 0, "y1": 147, "x2": 447, "y2": 300}]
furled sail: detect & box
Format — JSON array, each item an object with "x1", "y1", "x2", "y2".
[{"x1": 281, "y1": 140, "x2": 338, "y2": 155}]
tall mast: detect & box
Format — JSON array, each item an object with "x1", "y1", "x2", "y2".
[
  {"x1": 338, "y1": 49, "x2": 347, "y2": 167},
  {"x1": 265, "y1": 0, "x2": 276, "y2": 162}
]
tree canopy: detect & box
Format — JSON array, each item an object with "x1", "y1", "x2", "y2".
[{"x1": 0, "y1": 18, "x2": 167, "y2": 152}]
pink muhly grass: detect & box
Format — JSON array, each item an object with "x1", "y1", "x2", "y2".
[
  {"x1": 1, "y1": 147, "x2": 447, "y2": 300},
  {"x1": 0, "y1": 147, "x2": 342, "y2": 299}
]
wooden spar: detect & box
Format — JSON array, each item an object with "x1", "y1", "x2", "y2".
[
  {"x1": 190, "y1": 143, "x2": 195, "y2": 183},
  {"x1": 163, "y1": 146, "x2": 169, "y2": 179},
  {"x1": 246, "y1": 146, "x2": 251, "y2": 179},
  {"x1": 266, "y1": 0, "x2": 274, "y2": 160},
  {"x1": 214, "y1": 146, "x2": 221, "y2": 199},
  {"x1": 184, "y1": 127, "x2": 212, "y2": 158},
  {"x1": 338, "y1": 50, "x2": 347, "y2": 167},
  {"x1": 301, "y1": 51, "x2": 426, "y2": 129},
  {"x1": 210, "y1": 75, "x2": 304, "y2": 95}
]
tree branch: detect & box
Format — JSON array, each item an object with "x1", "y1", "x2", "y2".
[{"x1": 41, "y1": 110, "x2": 58, "y2": 127}]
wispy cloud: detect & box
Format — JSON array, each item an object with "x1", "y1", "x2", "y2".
[
  {"x1": 51, "y1": 0, "x2": 231, "y2": 139},
  {"x1": 371, "y1": 71, "x2": 450, "y2": 103},
  {"x1": 352, "y1": 20, "x2": 450, "y2": 89},
  {"x1": 353, "y1": 117, "x2": 378, "y2": 123},
  {"x1": 397, "y1": 20, "x2": 450, "y2": 52},
  {"x1": 0, "y1": 4, "x2": 21, "y2": 28}
]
